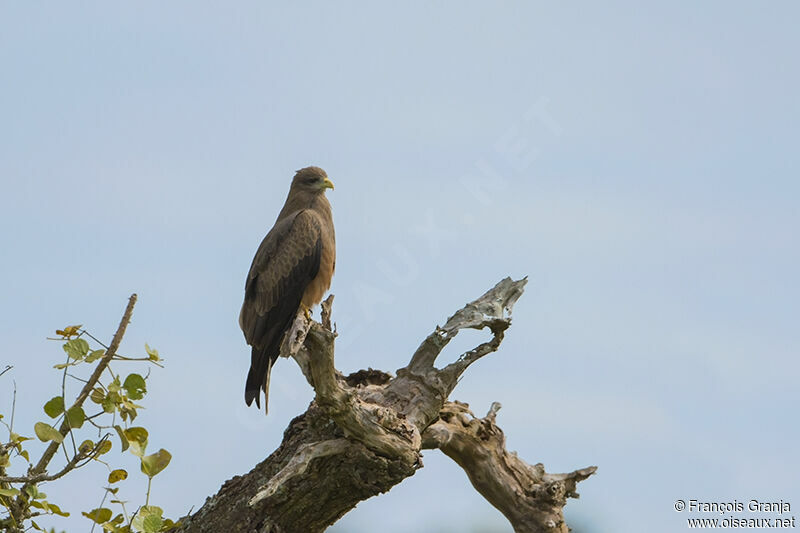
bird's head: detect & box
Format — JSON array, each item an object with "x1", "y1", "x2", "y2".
[{"x1": 291, "y1": 166, "x2": 334, "y2": 194}]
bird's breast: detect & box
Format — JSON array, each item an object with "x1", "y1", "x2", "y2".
[{"x1": 302, "y1": 225, "x2": 335, "y2": 308}]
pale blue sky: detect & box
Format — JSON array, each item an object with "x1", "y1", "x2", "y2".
[{"x1": 1, "y1": 3, "x2": 798, "y2": 532}]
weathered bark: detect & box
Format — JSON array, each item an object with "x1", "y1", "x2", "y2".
[
  {"x1": 174, "y1": 278, "x2": 595, "y2": 533},
  {"x1": 422, "y1": 401, "x2": 596, "y2": 533}
]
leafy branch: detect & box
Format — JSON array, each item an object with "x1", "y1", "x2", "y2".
[{"x1": 0, "y1": 295, "x2": 176, "y2": 533}]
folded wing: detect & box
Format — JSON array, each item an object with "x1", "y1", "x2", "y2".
[{"x1": 239, "y1": 210, "x2": 322, "y2": 411}]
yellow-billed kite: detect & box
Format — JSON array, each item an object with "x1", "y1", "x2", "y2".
[{"x1": 239, "y1": 166, "x2": 335, "y2": 414}]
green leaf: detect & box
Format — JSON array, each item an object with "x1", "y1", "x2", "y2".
[
  {"x1": 141, "y1": 449, "x2": 172, "y2": 478},
  {"x1": 24, "y1": 484, "x2": 39, "y2": 499},
  {"x1": 108, "y1": 469, "x2": 128, "y2": 483},
  {"x1": 114, "y1": 425, "x2": 130, "y2": 452},
  {"x1": 102, "y1": 391, "x2": 119, "y2": 413},
  {"x1": 144, "y1": 343, "x2": 160, "y2": 362},
  {"x1": 30, "y1": 500, "x2": 48, "y2": 511},
  {"x1": 0, "y1": 488, "x2": 20, "y2": 497},
  {"x1": 108, "y1": 376, "x2": 121, "y2": 393},
  {"x1": 120, "y1": 398, "x2": 140, "y2": 422},
  {"x1": 86, "y1": 348, "x2": 106, "y2": 363},
  {"x1": 143, "y1": 513, "x2": 163, "y2": 533},
  {"x1": 79, "y1": 439, "x2": 94, "y2": 454},
  {"x1": 9, "y1": 431, "x2": 31, "y2": 444},
  {"x1": 123, "y1": 373, "x2": 147, "y2": 400},
  {"x1": 46, "y1": 501, "x2": 70, "y2": 517},
  {"x1": 124, "y1": 427, "x2": 148, "y2": 457},
  {"x1": 95, "y1": 439, "x2": 113, "y2": 455},
  {"x1": 34, "y1": 422, "x2": 63, "y2": 443},
  {"x1": 63, "y1": 338, "x2": 90, "y2": 360},
  {"x1": 43, "y1": 396, "x2": 65, "y2": 418},
  {"x1": 132, "y1": 505, "x2": 163, "y2": 533},
  {"x1": 82, "y1": 507, "x2": 113, "y2": 524},
  {"x1": 90, "y1": 387, "x2": 106, "y2": 404},
  {"x1": 65, "y1": 405, "x2": 86, "y2": 429}
]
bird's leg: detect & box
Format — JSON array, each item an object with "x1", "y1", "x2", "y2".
[{"x1": 300, "y1": 304, "x2": 312, "y2": 321}]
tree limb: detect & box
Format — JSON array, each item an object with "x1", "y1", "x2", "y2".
[
  {"x1": 174, "y1": 278, "x2": 595, "y2": 533},
  {"x1": 422, "y1": 401, "x2": 596, "y2": 533}
]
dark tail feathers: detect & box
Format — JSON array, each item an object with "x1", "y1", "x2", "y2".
[{"x1": 245, "y1": 351, "x2": 273, "y2": 415}]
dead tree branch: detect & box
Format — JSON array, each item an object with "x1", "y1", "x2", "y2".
[
  {"x1": 422, "y1": 401, "x2": 597, "y2": 533},
  {"x1": 174, "y1": 278, "x2": 595, "y2": 533}
]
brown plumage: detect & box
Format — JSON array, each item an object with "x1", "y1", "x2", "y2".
[{"x1": 239, "y1": 166, "x2": 335, "y2": 414}]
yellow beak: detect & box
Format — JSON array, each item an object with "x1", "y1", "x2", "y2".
[{"x1": 322, "y1": 177, "x2": 335, "y2": 190}]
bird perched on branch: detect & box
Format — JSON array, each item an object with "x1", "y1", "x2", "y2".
[{"x1": 239, "y1": 166, "x2": 335, "y2": 414}]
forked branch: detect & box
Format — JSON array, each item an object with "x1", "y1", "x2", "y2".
[
  {"x1": 174, "y1": 278, "x2": 595, "y2": 533},
  {"x1": 423, "y1": 401, "x2": 597, "y2": 533}
]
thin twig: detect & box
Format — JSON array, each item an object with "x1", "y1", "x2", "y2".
[
  {"x1": 66, "y1": 373, "x2": 90, "y2": 384},
  {"x1": 10, "y1": 380, "x2": 16, "y2": 433},
  {"x1": 0, "y1": 454, "x2": 81, "y2": 484},
  {"x1": 80, "y1": 329, "x2": 110, "y2": 350},
  {"x1": 112, "y1": 355, "x2": 164, "y2": 368},
  {"x1": 0, "y1": 435, "x2": 109, "y2": 484},
  {"x1": 61, "y1": 349, "x2": 78, "y2": 458},
  {"x1": 89, "y1": 481, "x2": 110, "y2": 533}
]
